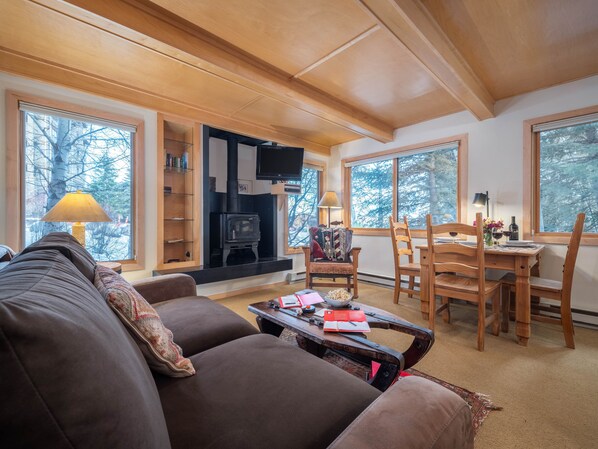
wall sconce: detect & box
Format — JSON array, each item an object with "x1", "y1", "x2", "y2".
[{"x1": 472, "y1": 190, "x2": 490, "y2": 217}]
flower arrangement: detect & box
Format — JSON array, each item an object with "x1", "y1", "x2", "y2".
[
  {"x1": 480, "y1": 218, "x2": 504, "y2": 233},
  {"x1": 474, "y1": 218, "x2": 504, "y2": 245}
]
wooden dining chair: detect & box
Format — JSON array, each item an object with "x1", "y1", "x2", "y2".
[
  {"x1": 426, "y1": 212, "x2": 501, "y2": 351},
  {"x1": 501, "y1": 212, "x2": 585, "y2": 349},
  {"x1": 389, "y1": 216, "x2": 420, "y2": 303}
]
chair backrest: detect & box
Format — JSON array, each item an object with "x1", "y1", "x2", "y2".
[
  {"x1": 389, "y1": 216, "x2": 414, "y2": 266},
  {"x1": 562, "y1": 212, "x2": 585, "y2": 298},
  {"x1": 309, "y1": 226, "x2": 353, "y2": 262},
  {"x1": 426, "y1": 212, "x2": 485, "y2": 294}
]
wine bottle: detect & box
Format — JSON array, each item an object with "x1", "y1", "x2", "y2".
[{"x1": 509, "y1": 216, "x2": 519, "y2": 240}]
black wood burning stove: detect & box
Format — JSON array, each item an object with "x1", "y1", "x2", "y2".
[{"x1": 211, "y1": 212, "x2": 260, "y2": 265}]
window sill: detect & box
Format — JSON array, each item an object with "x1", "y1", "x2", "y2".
[
  {"x1": 351, "y1": 228, "x2": 390, "y2": 236},
  {"x1": 524, "y1": 233, "x2": 597, "y2": 246},
  {"x1": 120, "y1": 261, "x2": 145, "y2": 272},
  {"x1": 285, "y1": 247, "x2": 304, "y2": 255}
]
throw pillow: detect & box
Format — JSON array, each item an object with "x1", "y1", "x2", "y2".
[
  {"x1": 309, "y1": 227, "x2": 353, "y2": 262},
  {"x1": 94, "y1": 265, "x2": 195, "y2": 377}
]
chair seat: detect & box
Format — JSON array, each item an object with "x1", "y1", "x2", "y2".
[
  {"x1": 310, "y1": 262, "x2": 354, "y2": 275},
  {"x1": 501, "y1": 272, "x2": 563, "y2": 293},
  {"x1": 435, "y1": 273, "x2": 500, "y2": 295},
  {"x1": 399, "y1": 262, "x2": 420, "y2": 273}
]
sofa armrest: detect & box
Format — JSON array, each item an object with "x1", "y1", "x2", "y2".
[
  {"x1": 131, "y1": 274, "x2": 197, "y2": 304},
  {"x1": 327, "y1": 376, "x2": 473, "y2": 449}
]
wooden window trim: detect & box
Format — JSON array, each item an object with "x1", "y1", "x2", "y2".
[
  {"x1": 5, "y1": 91, "x2": 146, "y2": 270},
  {"x1": 342, "y1": 134, "x2": 468, "y2": 236},
  {"x1": 523, "y1": 105, "x2": 598, "y2": 246},
  {"x1": 283, "y1": 159, "x2": 325, "y2": 254}
]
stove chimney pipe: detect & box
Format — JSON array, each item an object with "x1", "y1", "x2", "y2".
[{"x1": 226, "y1": 136, "x2": 239, "y2": 213}]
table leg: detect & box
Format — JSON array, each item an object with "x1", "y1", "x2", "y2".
[
  {"x1": 530, "y1": 253, "x2": 541, "y2": 305},
  {"x1": 515, "y1": 255, "x2": 532, "y2": 346},
  {"x1": 296, "y1": 335, "x2": 326, "y2": 358},
  {"x1": 419, "y1": 251, "x2": 430, "y2": 321},
  {"x1": 368, "y1": 362, "x2": 400, "y2": 392},
  {"x1": 255, "y1": 316, "x2": 284, "y2": 337}
]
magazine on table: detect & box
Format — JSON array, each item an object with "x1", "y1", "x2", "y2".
[{"x1": 277, "y1": 290, "x2": 324, "y2": 308}]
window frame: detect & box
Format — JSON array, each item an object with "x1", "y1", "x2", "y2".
[
  {"x1": 6, "y1": 91, "x2": 146, "y2": 270},
  {"x1": 283, "y1": 159, "x2": 325, "y2": 254},
  {"x1": 342, "y1": 134, "x2": 468, "y2": 238},
  {"x1": 523, "y1": 105, "x2": 598, "y2": 246}
]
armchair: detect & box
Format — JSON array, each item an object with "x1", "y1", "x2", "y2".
[{"x1": 302, "y1": 227, "x2": 361, "y2": 298}]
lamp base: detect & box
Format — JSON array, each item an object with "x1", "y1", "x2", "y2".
[{"x1": 71, "y1": 222, "x2": 86, "y2": 247}]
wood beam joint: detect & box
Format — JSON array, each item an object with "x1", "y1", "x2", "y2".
[{"x1": 357, "y1": 0, "x2": 495, "y2": 121}]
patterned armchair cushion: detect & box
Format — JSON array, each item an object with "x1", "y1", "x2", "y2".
[{"x1": 309, "y1": 227, "x2": 353, "y2": 262}]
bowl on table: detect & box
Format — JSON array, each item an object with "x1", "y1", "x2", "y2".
[{"x1": 323, "y1": 288, "x2": 354, "y2": 307}]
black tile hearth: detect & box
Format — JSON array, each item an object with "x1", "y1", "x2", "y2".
[{"x1": 153, "y1": 257, "x2": 292, "y2": 285}]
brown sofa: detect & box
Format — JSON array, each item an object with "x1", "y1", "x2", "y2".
[{"x1": 0, "y1": 233, "x2": 473, "y2": 449}]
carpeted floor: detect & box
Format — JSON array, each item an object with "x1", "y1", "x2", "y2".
[{"x1": 214, "y1": 280, "x2": 598, "y2": 449}]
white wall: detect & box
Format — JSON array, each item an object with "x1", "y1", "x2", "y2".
[
  {"x1": 330, "y1": 75, "x2": 598, "y2": 324},
  {"x1": 207, "y1": 137, "x2": 272, "y2": 194}
]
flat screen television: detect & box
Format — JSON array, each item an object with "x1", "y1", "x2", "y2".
[{"x1": 256, "y1": 145, "x2": 304, "y2": 181}]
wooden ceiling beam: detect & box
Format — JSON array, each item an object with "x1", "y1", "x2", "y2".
[
  {"x1": 36, "y1": 0, "x2": 395, "y2": 142},
  {"x1": 0, "y1": 48, "x2": 331, "y2": 154},
  {"x1": 357, "y1": 0, "x2": 495, "y2": 120}
]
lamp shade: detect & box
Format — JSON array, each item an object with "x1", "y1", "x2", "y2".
[
  {"x1": 317, "y1": 191, "x2": 342, "y2": 209},
  {"x1": 472, "y1": 192, "x2": 488, "y2": 208},
  {"x1": 41, "y1": 190, "x2": 111, "y2": 223}
]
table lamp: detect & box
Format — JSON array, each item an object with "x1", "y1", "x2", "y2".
[
  {"x1": 472, "y1": 191, "x2": 490, "y2": 218},
  {"x1": 318, "y1": 191, "x2": 342, "y2": 227},
  {"x1": 41, "y1": 190, "x2": 111, "y2": 247}
]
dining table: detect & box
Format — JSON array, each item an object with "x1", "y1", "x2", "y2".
[{"x1": 417, "y1": 242, "x2": 545, "y2": 346}]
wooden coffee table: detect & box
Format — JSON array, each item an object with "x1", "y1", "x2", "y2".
[{"x1": 248, "y1": 300, "x2": 434, "y2": 391}]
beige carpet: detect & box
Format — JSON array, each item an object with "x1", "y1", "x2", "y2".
[{"x1": 215, "y1": 281, "x2": 598, "y2": 449}]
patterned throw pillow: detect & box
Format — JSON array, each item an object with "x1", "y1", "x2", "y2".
[
  {"x1": 309, "y1": 227, "x2": 353, "y2": 262},
  {"x1": 94, "y1": 265, "x2": 195, "y2": 377}
]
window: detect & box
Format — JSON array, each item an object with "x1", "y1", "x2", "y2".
[
  {"x1": 524, "y1": 107, "x2": 598, "y2": 243},
  {"x1": 397, "y1": 147, "x2": 458, "y2": 229},
  {"x1": 7, "y1": 92, "x2": 145, "y2": 268},
  {"x1": 343, "y1": 136, "x2": 467, "y2": 236},
  {"x1": 285, "y1": 162, "x2": 323, "y2": 253},
  {"x1": 350, "y1": 160, "x2": 393, "y2": 228}
]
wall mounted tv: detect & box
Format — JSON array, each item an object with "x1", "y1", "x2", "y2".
[{"x1": 255, "y1": 144, "x2": 304, "y2": 181}]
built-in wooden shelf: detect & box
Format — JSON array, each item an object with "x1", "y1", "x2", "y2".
[{"x1": 157, "y1": 113, "x2": 201, "y2": 270}]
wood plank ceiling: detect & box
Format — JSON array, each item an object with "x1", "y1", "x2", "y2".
[{"x1": 1, "y1": 0, "x2": 597, "y2": 154}]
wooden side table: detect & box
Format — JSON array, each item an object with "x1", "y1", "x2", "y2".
[{"x1": 97, "y1": 261, "x2": 122, "y2": 274}]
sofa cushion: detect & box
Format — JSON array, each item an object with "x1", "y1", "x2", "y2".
[
  {"x1": 155, "y1": 334, "x2": 380, "y2": 449},
  {"x1": 94, "y1": 265, "x2": 195, "y2": 378},
  {"x1": 153, "y1": 296, "x2": 259, "y2": 356},
  {"x1": 310, "y1": 227, "x2": 353, "y2": 262},
  {"x1": 20, "y1": 232, "x2": 96, "y2": 282},
  {"x1": 0, "y1": 249, "x2": 171, "y2": 449}
]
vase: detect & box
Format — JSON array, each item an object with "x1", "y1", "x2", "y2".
[{"x1": 484, "y1": 232, "x2": 493, "y2": 246}]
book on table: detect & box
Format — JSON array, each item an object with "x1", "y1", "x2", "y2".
[
  {"x1": 323, "y1": 309, "x2": 371, "y2": 333},
  {"x1": 278, "y1": 290, "x2": 324, "y2": 308}
]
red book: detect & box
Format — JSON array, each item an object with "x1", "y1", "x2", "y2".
[{"x1": 323, "y1": 309, "x2": 370, "y2": 333}]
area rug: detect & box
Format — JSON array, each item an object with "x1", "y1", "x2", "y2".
[{"x1": 280, "y1": 330, "x2": 501, "y2": 437}]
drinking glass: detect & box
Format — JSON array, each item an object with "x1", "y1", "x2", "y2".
[
  {"x1": 449, "y1": 231, "x2": 458, "y2": 242},
  {"x1": 492, "y1": 229, "x2": 503, "y2": 245}
]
